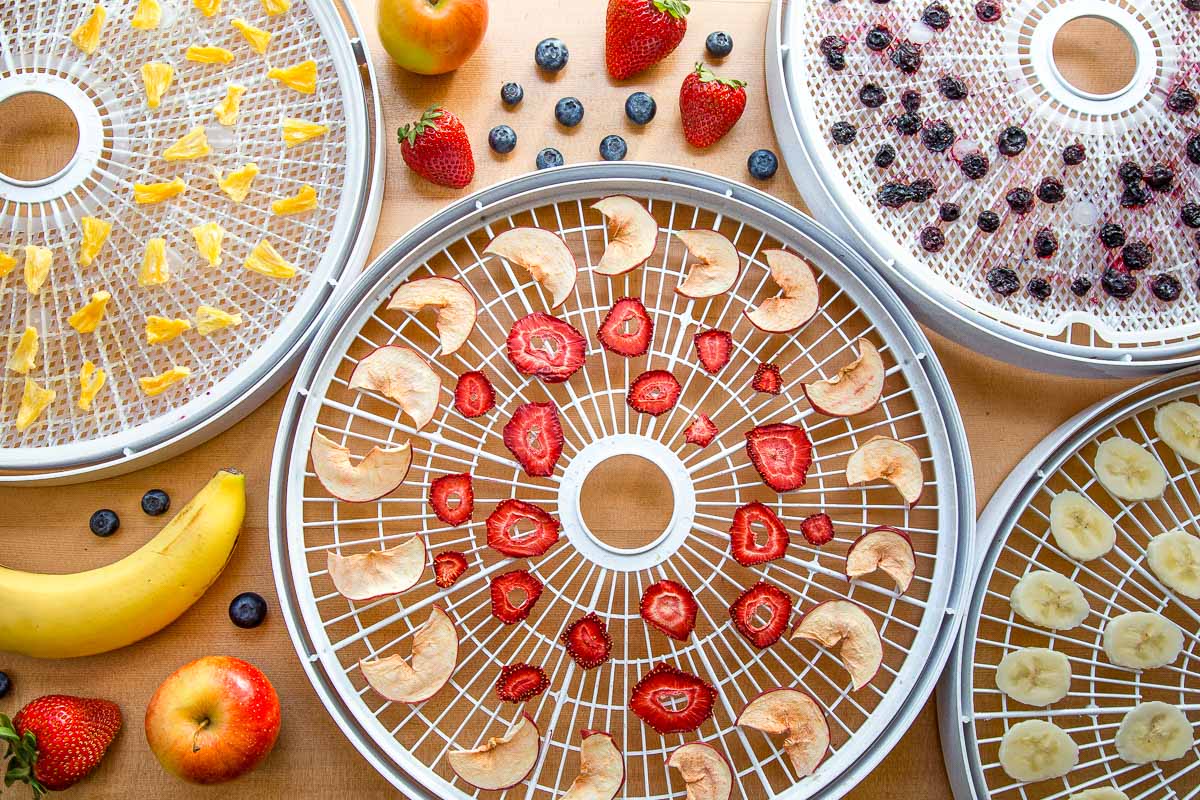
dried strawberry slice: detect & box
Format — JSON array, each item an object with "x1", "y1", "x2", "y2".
[
  {"x1": 728, "y1": 501, "x2": 789, "y2": 566},
  {"x1": 729, "y1": 581, "x2": 793, "y2": 648},
  {"x1": 560, "y1": 612, "x2": 612, "y2": 669},
  {"x1": 453, "y1": 370, "x2": 495, "y2": 417},
  {"x1": 598, "y1": 297, "x2": 653, "y2": 357},
  {"x1": 429, "y1": 473, "x2": 473, "y2": 526},
  {"x1": 684, "y1": 413, "x2": 718, "y2": 447},
  {"x1": 503, "y1": 401, "x2": 564, "y2": 476},
  {"x1": 433, "y1": 551, "x2": 468, "y2": 588},
  {"x1": 693, "y1": 329, "x2": 732, "y2": 373},
  {"x1": 752, "y1": 363, "x2": 783, "y2": 395},
  {"x1": 627, "y1": 369, "x2": 681, "y2": 416},
  {"x1": 640, "y1": 579, "x2": 698, "y2": 641},
  {"x1": 800, "y1": 512, "x2": 835, "y2": 545},
  {"x1": 629, "y1": 662, "x2": 717, "y2": 734},
  {"x1": 495, "y1": 663, "x2": 550, "y2": 702},
  {"x1": 490, "y1": 569, "x2": 544, "y2": 624},
  {"x1": 486, "y1": 498, "x2": 562, "y2": 557},
  {"x1": 507, "y1": 312, "x2": 587, "y2": 383},
  {"x1": 745, "y1": 423, "x2": 813, "y2": 492}
]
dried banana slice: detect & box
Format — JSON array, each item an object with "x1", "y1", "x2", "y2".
[
  {"x1": 281, "y1": 117, "x2": 328, "y2": 147},
  {"x1": 70, "y1": 4, "x2": 107, "y2": 55},
  {"x1": 24, "y1": 245, "x2": 51, "y2": 295},
  {"x1": 78, "y1": 361, "x2": 107, "y2": 410},
  {"x1": 1115, "y1": 701, "x2": 1193, "y2": 764},
  {"x1": 16, "y1": 378, "x2": 55, "y2": 432},
  {"x1": 1010, "y1": 570, "x2": 1089, "y2": 631},
  {"x1": 195, "y1": 305, "x2": 242, "y2": 335},
  {"x1": 1048, "y1": 491, "x2": 1115, "y2": 562},
  {"x1": 186, "y1": 45, "x2": 235, "y2": 64},
  {"x1": 139, "y1": 238, "x2": 170, "y2": 287},
  {"x1": 1154, "y1": 401, "x2": 1200, "y2": 464},
  {"x1": 994, "y1": 647, "x2": 1071, "y2": 707},
  {"x1": 232, "y1": 18, "x2": 271, "y2": 54},
  {"x1": 998, "y1": 720, "x2": 1078, "y2": 783},
  {"x1": 193, "y1": 0, "x2": 221, "y2": 17},
  {"x1": 162, "y1": 126, "x2": 212, "y2": 162},
  {"x1": 78, "y1": 216, "x2": 112, "y2": 267},
  {"x1": 262, "y1": 0, "x2": 290, "y2": 15},
  {"x1": 7, "y1": 328, "x2": 39, "y2": 375},
  {"x1": 141, "y1": 62, "x2": 174, "y2": 108},
  {"x1": 213, "y1": 83, "x2": 246, "y2": 125},
  {"x1": 218, "y1": 163, "x2": 259, "y2": 203},
  {"x1": 0, "y1": 251, "x2": 15, "y2": 277},
  {"x1": 1146, "y1": 529, "x2": 1200, "y2": 599},
  {"x1": 139, "y1": 365, "x2": 191, "y2": 397},
  {"x1": 68, "y1": 290, "x2": 112, "y2": 334},
  {"x1": 268, "y1": 60, "x2": 317, "y2": 94},
  {"x1": 1103, "y1": 611, "x2": 1183, "y2": 669},
  {"x1": 1069, "y1": 790, "x2": 1128, "y2": 800},
  {"x1": 134, "y1": 178, "x2": 187, "y2": 204},
  {"x1": 244, "y1": 239, "x2": 296, "y2": 279},
  {"x1": 271, "y1": 184, "x2": 317, "y2": 215},
  {"x1": 131, "y1": 0, "x2": 161, "y2": 29},
  {"x1": 146, "y1": 316, "x2": 192, "y2": 344},
  {"x1": 191, "y1": 221, "x2": 225, "y2": 267},
  {"x1": 1093, "y1": 436, "x2": 1167, "y2": 501}
]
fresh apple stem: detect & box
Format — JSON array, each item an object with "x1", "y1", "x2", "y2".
[{"x1": 192, "y1": 718, "x2": 211, "y2": 753}]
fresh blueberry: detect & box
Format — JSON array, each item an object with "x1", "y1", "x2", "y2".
[
  {"x1": 535, "y1": 38, "x2": 569, "y2": 72},
  {"x1": 500, "y1": 82, "x2": 524, "y2": 106},
  {"x1": 599, "y1": 134, "x2": 627, "y2": 161},
  {"x1": 555, "y1": 97, "x2": 584, "y2": 127},
  {"x1": 89, "y1": 509, "x2": 120, "y2": 538},
  {"x1": 229, "y1": 592, "x2": 268, "y2": 629},
  {"x1": 705, "y1": 31, "x2": 733, "y2": 58},
  {"x1": 625, "y1": 91, "x2": 657, "y2": 125},
  {"x1": 141, "y1": 489, "x2": 170, "y2": 516},
  {"x1": 748, "y1": 149, "x2": 779, "y2": 179},
  {"x1": 0, "y1": 671, "x2": 10, "y2": 699},
  {"x1": 536, "y1": 148, "x2": 564, "y2": 169},
  {"x1": 488, "y1": 125, "x2": 517, "y2": 154}
]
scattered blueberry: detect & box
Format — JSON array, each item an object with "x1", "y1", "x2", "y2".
[
  {"x1": 488, "y1": 125, "x2": 517, "y2": 154},
  {"x1": 859, "y1": 83, "x2": 887, "y2": 108},
  {"x1": 937, "y1": 75, "x2": 968, "y2": 100},
  {"x1": 0, "y1": 671, "x2": 10, "y2": 699},
  {"x1": 922, "y1": 121, "x2": 955, "y2": 153},
  {"x1": 229, "y1": 592, "x2": 268, "y2": 629},
  {"x1": 873, "y1": 144, "x2": 896, "y2": 168},
  {"x1": 1151, "y1": 274, "x2": 1182, "y2": 301},
  {"x1": 900, "y1": 89, "x2": 922, "y2": 112},
  {"x1": 1188, "y1": 134, "x2": 1200, "y2": 165},
  {"x1": 535, "y1": 38, "x2": 569, "y2": 72},
  {"x1": 89, "y1": 509, "x2": 120, "y2": 537},
  {"x1": 1027, "y1": 277, "x2": 1052, "y2": 301},
  {"x1": 1182, "y1": 203, "x2": 1200, "y2": 228},
  {"x1": 986, "y1": 266, "x2": 1020, "y2": 295},
  {"x1": 890, "y1": 40, "x2": 922, "y2": 73},
  {"x1": 1070, "y1": 276, "x2": 1093, "y2": 296},
  {"x1": 625, "y1": 91, "x2": 657, "y2": 125},
  {"x1": 1036, "y1": 177, "x2": 1065, "y2": 204},
  {"x1": 1121, "y1": 183, "x2": 1150, "y2": 209},
  {"x1": 500, "y1": 82, "x2": 524, "y2": 106},
  {"x1": 536, "y1": 148, "x2": 564, "y2": 169},
  {"x1": 919, "y1": 226, "x2": 945, "y2": 252},
  {"x1": 865, "y1": 26, "x2": 893, "y2": 51},
  {"x1": 1006, "y1": 187, "x2": 1034, "y2": 215},
  {"x1": 141, "y1": 489, "x2": 170, "y2": 516},
  {"x1": 975, "y1": 0, "x2": 1002, "y2": 21},
  {"x1": 706, "y1": 31, "x2": 733, "y2": 58},
  {"x1": 1168, "y1": 86, "x2": 1197, "y2": 114},
  {"x1": 599, "y1": 134, "x2": 627, "y2": 161},
  {"x1": 939, "y1": 202, "x2": 961, "y2": 222},
  {"x1": 1099, "y1": 223, "x2": 1126, "y2": 249},
  {"x1": 997, "y1": 125, "x2": 1027, "y2": 156},
  {"x1": 895, "y1": 111, "x2": 922, "y2": 136},
  {"x1": 555, "y1": 97, "x2": 584, "y2": 127},
  {"x1": 1121, "y1": 241, "x2": 1153, "y2": 270},
  {"x1": 748, "y1": 149, "x2": 779, "y2": 179},
  {"x1": 977, "y1": 210, "x2": 1001, "y2": 232},
  {"x1": 1033, "y1": 228, "x2": 1058, "y2": 257},
  {"x1": 1146, "y1": 163, "x2": 1174, "y2": 191},
  {"x1": 1062, "y1": 143, "x2": 1085, "y2": 165},
  {"x1": 961, "y1": 152, "x2": 990, "y2": 180},
  {"x1": 1101, "y1": 267, "x2": 1137, "y2": 299},
  {"x1": 1117, "y1": 160, "x2": 1143, "y2": 185},
  {"x1": 921, "y1": 2, "x2": 951, "y2": 29},
  {"x1": 831, "y1": 121, "x2": 857, "y2": 144}
]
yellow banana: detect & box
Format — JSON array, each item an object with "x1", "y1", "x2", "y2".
[{"x1": 0, "y1": 469, "x2": 245, "y2": 659}]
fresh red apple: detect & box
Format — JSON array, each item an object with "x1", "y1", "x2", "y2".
[
  {"x1": 145, "y1": 656, "x2": 281, "y2": 785},
  {"x1": 377, "y1": 0, "x2": 488, "y2": 76}
]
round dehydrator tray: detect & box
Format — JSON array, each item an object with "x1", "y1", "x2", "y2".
[
  {"x1": 269, "y1": 164, "x2": 974, "y2": 800},
  {"x1": 939, "y1": 368, "x2": 1200, "y2": 800},
  {"x1": 767, "y1": 0, "x2": 1200, "y2": 377},
  {"x1": 0, "y1": 0, "x2": 382, "y2": 484}
]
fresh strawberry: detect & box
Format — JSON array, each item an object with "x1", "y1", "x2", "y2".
[
  {"x1": 398, "y1": 107, "x2": 475, "y2": 189},
  {"x1": 800, "y1": 512, "x2": 835, "y2": 545},
  {"x1": 627, "y1": 369, "x2": 681, "y2": 415},
  {"x1": 729, "y1": 581, "x2": 792, "y2": 648},
  {"x1": 486, "y1": 498, "x2": 562, "y2": 557},
  {"x1": 679, "y1": 63, "x2": 747, "y2": 148},
  {"x1": 507, "y1": 312, "x2": 588, "y2": 383},
  {"x1": 693, "y1": 328, "x2": 732, "y2": 373},
  {"x1": 728, "y1": 501, "x2": 789, "y2": 566},
  {"x1": 640, "y1": 579, "x2": 698, "y2": 640},
  {"x1": 490, "y1": 569, "x2": 544, "y2": 624},
  {"x1": 598, "y1": 297, "x2": 653, "y2": 357},
  {"x1": 495, "y1": 663, "x2": 550, "y2": 702},
  {"x1": 628, "y1": 663, "x2": 716, "y2": 734},
  {"x1": 560, "y1": 612, "x2": 612, "y2": 669},
  {"x1": 433, "y1": 551, "x2": 469, "y2": 588},
  {"x1": 752, "y1": 362, "x2": 783, "y2": 395},
  {"x1": 605, "y1": 0, "x2": 690, "y2": 80},
  {"x1": 1, "y1": 695, "x2": 121, "y2": 795},
  {"x1": 429, "y1": 473, "x2": 473, "y2": 526},
  {"x1": 503, "y1": 402, "x2": 565, "y2": 477},
  {"x1": 454, "y1": 370, "x2": 495, "y2": 417},
  {"x1": 745, "y1": 423, "x2": 812, "y2": 492},
  {"x1": 684, "y1": 413, "x2": 718, "y2": 447}
]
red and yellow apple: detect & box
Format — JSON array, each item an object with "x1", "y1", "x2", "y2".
[{"x1": 377, "y1": 0, "x2": 488, "y2": 76}]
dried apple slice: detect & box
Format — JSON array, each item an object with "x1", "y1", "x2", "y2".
[
  {"x1": 360, "y1": 606, "x2": 457, "y2": 702},
  {"x1": 561, "y1": 730, "x2": 624, "y2": 800},
  {"x1": 326, "y1": 535, "x2": 425, "y2": 601},
  {"x1": 310, "y1": 430, "x2": 411, "y2": 503},
  {"x1": 736, "y1": 689, "x2": 829, "y2": 777},
  {"x1": 845, "y1": 436, "x2": 924, "y2": 505},
  {"x1": 592, "y1": 196, "x2": 657, "y2": 276},
  {"x1": 387, "y1": 277, "x2": 477, "y2": 356},
  {"x1": 791, "y1": 600, "x2": 883, "y2": 690},
  {"x1": 666, "y1": 742, "x2": 732, "y2": 800},
  {"x1": 675, "y1": 230, "x2": 739, "y2": 299},
  {"x1": 846, "y1": 526, "x2": 915, "y2": 593},
  {"x1": 744, "y1": 250, "x2": 819, "y2": 333},
  {"x1": 804, "y1": 339, "x2": 885, "y2": 417},
  {"x1": 485, "y1": 228, "x2": 578, "y2": 308},
  {"x1": 349, "y1": 346, "x2": 441, "y2": 431},
  {"x1": 448, "y1": 713, "x2": 541, "y2": 791}
]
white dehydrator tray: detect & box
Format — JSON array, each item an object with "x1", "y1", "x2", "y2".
[
  {"x1": 269, "y1": 164, "x2": 975, "y2": 800},
  {"x1": 0, "y1": 0, "x2": 383, "y2": 484},
  {"x1": 767, "y1": 0, "x2": 1200, "y2": 377},
  {"x1": 939, "y1": 368, "x2": 1200, "y2": 800}
]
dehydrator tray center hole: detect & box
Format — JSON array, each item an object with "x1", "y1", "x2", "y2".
[
  {"x1": 1050, "y1": 15, "x2": 1138, "y2": 99},
  {"x1": 0, "y1": 91, "x2": 80, "y2": 186},
  {"x1": 578, "y1": 453, "x2": 675, "y2": 553}
]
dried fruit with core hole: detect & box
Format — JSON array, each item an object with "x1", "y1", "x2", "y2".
[
  {"x1": 800, "y1": 512, "x2": 834, "y2": 545},
  {"x1": 486, "y1": 499, "x2": 561, "y2": 558},
  {"x1": 592, "y1": 196, "x2": 658, "y2": 276},
  {"x1": 685, "y1": 414, "x2": 718, "y2": 447},
  {"x1": 429, "y1": 473, "x2": 473, "y2": 526},
  {"x1": 448, "y1": 714, "x2": 540, "y2": 791},
  {"x1": 360, "y1": 606, "x2": 457, "y2": 702},
  {"x1": 349, "y1": 346, "x2": 440, "y2": 431},
  {"x1": 326, "y1": 536, "x2": 425, "y2": 601},
  {"x1": 666, "y1": 743, "x2": 731, "y2": 800},
  {"x1": 640, "y1": 579, "x2": 698, "y2": 641},
  {"x1": 490, "y1": 570, "x2": 544, "y2": 624},
  {"x1": 745, "y1": 423, "x2": 812, "y2": 492},
  {"x1": 503, "y1": 402, "x2": 565, "y2": 477},
  {"x1": 693, "y1": 329, "x2": 732, "y2": 373},
  {"x1": 387, "y1": 277, "x2": 477, "y2": 356},
  {"x1": 561, "y1": 730, "x2": 624, "y2": 800},
  {"x1": 507, "y1": 313, "x2": 587, "y2": 383},
  {"x1": 736, "y1": 688, "x2": 829, "y2": 777},
  {"x1": 791, "y1": 600, "x2": 882, "y2": 690},
  {"x1": 728, "y1": 502, "x2": 788, "y2": 566},
  {"x1": 729, "y1": 581, "x2": 792, "y2": 648},
  {"x1": 629, "y1": 663, "x2": 716, "y2": 734},
  {"x1": 598, "y1": 297, "x2": 653, "y2": 357},
  {"x1": 675, "y1": 230, "x2": 739, "y2": 298},
  {"x1": 627, "y1": 370, "x2": 681, "y2": 415},
  {"x1": 845, "y1": 436, "x2": 923, "y2": 504},
  {"x1": 310, "y1": 431, "x2": 411, "y2": 503},
  {"x1": 804, "y1": 338, "x2": 885, "y2": 417},
  {"x1": 845, "y1": 526, "x2": 915, "y2": 592},
  {"x1": 561, "y1": 613, "x2": 612, "y2": 669},
  {"x1": 453, "y1": 370, "x2": 495, "y2": 417},
  {"x1": 744, "y1": 250, "x2": 820, "y2": 333},
  {"x1": 495, "y1": 663, "x2": 549, "y2": 702},
  {"x1": 433, "y1": 551, "x2": 468, "y2": 588},
  {"x1": 486, "y1": 228, "x2": 578, "y2": 308}
]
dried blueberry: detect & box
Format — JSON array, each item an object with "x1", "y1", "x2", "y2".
[
  {"x1": 1182, "y1": 202, "x2": 1200, "y2": 228},
  {"x1": 1151, "y1": 274, "x2": 1182, "y2": 301},
  {"x1": 819, "y1": 35, "x2": 847, "y2": 57},
  {"x1": 977, "y1": 210, "x2": 1001, "y2": 232},
  {"x1": 937, "y1": 75, "x2": 968, "y2": 100},
  {"x1": 859, "y1": 83, "x2": 888, "y2": 108},
  {"x1": 1145, "y1": 163, "x2": 1174, "y2": 191},
  {"x1": 1101, "y1": 267, "x2": 1137, "y2": 299},
  {"x1": 960, "y1": 152, "x2": 990, "y2": 180},
  {"x1": 921, "y1": 2, "x2": 951, "y2": 29},
  {"x1": 831, "y1": 121, "x2": 857, "y2": 144},
  {"x1": 1036, "y1": 177, "x2": 1065, "y2": 204},
  {"x1": 874, "y1": 144, "x2": 897, "y2": 168},
  {"x1": 1121, "y1": 183, "x2": 1150, "y2": 208},
  {"x1": 919, "y1": 226, "x2": 946, "y2": 252},
  {"x1": 909, "y1": 178, "x2": 936, "y2": 202},
  {"x1": 1188, "y1": 135, "x2": 1200, "y2": 165},
  {"x1": 997, "y1": 126, "x2": 1027, "y2": 156},
  {"x1": 1070, "y1": 276, "x2": 1093, "y2": 296},
  {"x1": 891, "y1": 40, "x2": 922, "y2": 74},
  {"x1": 1117, "y1": 160, "x2": 1143, "y2": 185},
  {"x1": 1033, "y1": 228, "x2": 1058, "y2": 257},
  {"x1": 921, "y1": 121, "x2": 955, "y2": 153},
  {"x1": 895, "y1": 111, "x2": 922, "y2": 135},
  {"x1": 1121, "y1": 241, "x2": 1153, "y2": 270},
  {"x1": 900, "y1": 89, "x2": 922, "y2": 112},
  {"x1": 1168, "y1": 86, "x2": 1198, "y2": 114},
  {"x1": 1027, "y1": 277, "x2": 1053, "y2": 301},
  {"x1": 1006, "y1": 187, "x2": 1034, "y2": 215},
  {"x1": 865, "y1": 26, "x2": 893, "y2": 51},
  {"x1": 1062, "y1": 143, "x2": 1085, "y2": 165},
  {"x1": 986, "y1": 266, "x2": 1020, "y2": 295},
  {"x1": 939, "y1": 202, "x2": 961, "y2": 222},
  {"x1": 1185, "y1": 0, "x2": 1200, "y2": 11},
  {"x1": 877, "y1": 182, "x2": 913, "y2": 208},
  {"x1": 1098, "y1": 223, "x2": 1126, "y2": 249},
  {"x1": 975, "y1": 0, "x2": 1002, "y2": 22},
  {"x1": 827, "y1": 51, "x2": 847, "y2": 71}
]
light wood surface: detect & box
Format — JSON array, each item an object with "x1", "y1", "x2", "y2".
[{"x1": 0, "y1": 1, "x2": 1137, "y2": 797}]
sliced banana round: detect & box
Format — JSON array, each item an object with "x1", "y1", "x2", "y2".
[
  {"x1": 998, "y1": 719, "x2": 1079, "y2": 782},
  {"x1": 1069, "y1": 789, "x2": 1129, "y2": 800},
  {"x1": 1146, "y1": 529, "x2": 1200, "y2": 599},
  {"x1": 1102, "y1": 611, "x2": 1184, "y2": 669},
  {"x1": 1093, "y1": 437, "x2": 1167, "y2": 502},
  {"x1": 1049, "y1": 491, "x2": 1116, "y2": 561},
  {"x1": 1010, "y1": 571, "x2": 1090, "y2": 631},
  {"x1": 995, "y1": 647, "x2": 1071, "y2": 707},
  {"x1": 1114, "y1": 701, "x2": 1194, "y2": 764},
  {"x1": 1154, "y1": 401, "x2": 1200, "y2": 464}
]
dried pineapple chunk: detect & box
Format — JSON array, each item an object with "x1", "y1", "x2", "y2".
[
  {"x1": 191, "y1": 221, "x2": 225, "y2": 268},
  {"x1": 146, "y1": 315, "x2": 192, "y2": 344},
  {"x1": 162, "y1": 126, "x2": 212, "y2": 161},
  {"x1": 78, "y1": 361, "x2": 107, "y2": 410},
  {"x1": 141, "y1": 62, "x2": 174, "y2": 109},
  {"x1": 271, "y1": 184, "x2": 317, "y2": 215},
  {"x1": 139, "y1": 238, "x2": 170, "y2": 286},
  {"x1": 23, "y1": 245, "x2": 51, "y2": 295},
  {"x1": 7, "y1": 327, "x2": 39, "y2": 375},
  {"x1": 244, "y1": 239, "x2": 297, "y2": 279},
  {"x1": 134, "y1": 178, "x2": 187, "y2": 204},
  {"x1": 78, "y1": 216, "x2": 112, "y2": 267},
  {"x1": 186, "y1": 45, "x2": 235, "y2": 64},
  {"x1": 0, "y1": 252, "x2": 15, "y2": 277},
  {"x1": 261, "y1": 0, "x2": 290, "y2": 15},
  {"x1": 193, "y1": 0, "x2": 221, "y2": 17},
  {"x1": 196, "y1": 305, "x2": 242, "y2": 335},
  {"x1": 213, "y1": 83, "x2": 246, "y2": 125},
  {"x1": 218, "y1": 162, "x2": 259, "y2": 203},
  {"x1": 232, "y1": 18, "x2": 271, "y2": 54},
  {"x1": 281, "y1": 117, "x2": 328, "y2": 147},
  {"x1": 268, "y1": 60, "x2": 317, "y2": 94},
  {"x1": 16, "y1": 378, "x2": 55, "y2": 432},
  {"x1": 131, "y1": 0, "x2": 161, "y2": 29},
  {"x1": 70, "y1": 4, "x2": 107, "y2": 55},
  {"x1": 139, "y1": 365, "x2": 190, "y2": 396},
  {"x1": 68, "y1": 290, "x2": 112, "y2": 334}
]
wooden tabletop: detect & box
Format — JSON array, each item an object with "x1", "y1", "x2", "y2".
[{"x1": 0, "y1": 1, "x2": 1138, "y2": 797}]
